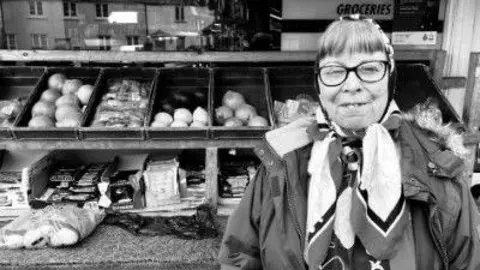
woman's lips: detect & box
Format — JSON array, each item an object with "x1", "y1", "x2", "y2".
[{"x1": 340, "y1": 102, "x2": 369, "y2": 109}]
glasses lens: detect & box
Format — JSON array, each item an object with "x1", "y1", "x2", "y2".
[
  {"x1": 356, "y1": 61, "x2": 387, "y2": 82},
  {"x1": 319, "y1": 66, "x2": 347, "y2": 86}
]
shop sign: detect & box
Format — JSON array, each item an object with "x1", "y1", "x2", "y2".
[
  {"x1": 283, "y1": 0, "x2": 394, "y2": 20},
  {"x1": 391, "y1": 31, "x2": 437, "y2": 45}
]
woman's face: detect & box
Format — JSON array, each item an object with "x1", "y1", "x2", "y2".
[{"x1": 318, "y1": 51, "x2": 389, "y2": 131}]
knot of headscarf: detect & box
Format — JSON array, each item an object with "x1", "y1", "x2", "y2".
[{"x1": 304, "y1": 101, "x2": 408, "y2": 269}]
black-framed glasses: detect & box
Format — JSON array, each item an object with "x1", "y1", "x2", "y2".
[{"x1": 317, "y1": 60, "x2": 389, "y2": 87}]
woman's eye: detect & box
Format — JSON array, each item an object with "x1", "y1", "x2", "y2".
[
  {"x1": 323, "y1": 67, "x2": 345, "y2": 75},
  {"x1": 359, "y1": 63, "x2": 383, "y2": 73},
  {"x1": 360, "y1": 66, "x2": 380, "y2": 73}
]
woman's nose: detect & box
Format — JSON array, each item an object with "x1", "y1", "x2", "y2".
[{"x1": 341, "y1": 72, "x2": 362, "y2": 92}]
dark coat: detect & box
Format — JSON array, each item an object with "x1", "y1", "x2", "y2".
[{"x1": 218, "y1": 117, "x2": 480, "y2": 270}]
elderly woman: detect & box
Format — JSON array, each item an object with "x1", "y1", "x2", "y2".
[{"x1": 218, "y1": 15, "x2": 480, "y2": 270}]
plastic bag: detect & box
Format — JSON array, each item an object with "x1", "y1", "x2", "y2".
[
  {"x1": 0, "y1": 204, "x2": 105, "y2": 249},
  {"x1": 103, "y1": 203, "x2": 219, "y2": 240}
]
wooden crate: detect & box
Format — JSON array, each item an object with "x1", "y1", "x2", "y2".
[
  {"x1": 396, "y1": 63, "x2": 462, "y2": 124},
  {"x1": 79, "y1": 67, "x2": 157, "y2": 140},
  {"x1": 211, "y1": 67, "x2": 274, "y2": 139},
  {"x1": 13, "y1": 67, "x2": 101, "y2": 140},
  {"x1": 145, "y1": 67, "x2": 210, "y2": 140},
  {"x1": 0, "y1": 67, "x2": 46, "y2": 139},
  {"x1": 266, "y1": 66, "x2": 318, "y2": 128}
]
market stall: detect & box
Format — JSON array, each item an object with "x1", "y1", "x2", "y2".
[{"x1": 0, "y1": 0, "x2": 479, "y2": 269}]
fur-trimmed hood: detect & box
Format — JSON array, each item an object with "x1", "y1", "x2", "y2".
[{"x1": 265, "y1": 99, "x2": 468, "y2": 160}]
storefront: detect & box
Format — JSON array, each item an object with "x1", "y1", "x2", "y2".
[{"x1": 0, "y1": 0, "x2": 478, "y2": 269}]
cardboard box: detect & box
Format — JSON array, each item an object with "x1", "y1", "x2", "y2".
[
  {"x1": 143, "y1": 157, "x2": 181, "y2": 208},
  {"x1": 28, "y1": 150, "x2": 148, "y2": 211},
  {"x1": 28, "y1": 150, "x2": 115, "y2": 208},
  {"x1": 0, "y1": 149, "x2": 50, "y2": 219}
]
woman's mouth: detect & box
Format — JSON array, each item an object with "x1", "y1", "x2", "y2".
[{"x1": 341, "y1": 102, "x2": 369, "y2": 109}]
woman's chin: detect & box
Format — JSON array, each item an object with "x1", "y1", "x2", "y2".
[{"x1": 336, "y1": 119, "x2": 372, "y2": 132}]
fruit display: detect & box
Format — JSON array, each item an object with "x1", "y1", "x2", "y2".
[
  {"x1": 215, "y1": 90, "x2": 268, "y2": 127},
  {"x1": 0, "y1": 98, "x2": 26, "y2": 127},
  {"x1": 151, "y1": 90, "x2": 208, "y2": 128},
  {"x1": 28, "y1": 72, "x2": 94, "y2": 128},
  {"x1": 91, "y1": 78, "x2": 150, "y2": 128}
]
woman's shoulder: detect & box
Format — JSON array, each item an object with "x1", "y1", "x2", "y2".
[
  {"x1": 399, "y1": 102, "x2": 468, "y2": 179},
  {"x1": 401, "y1": 99, "x2": 468, "y2": 159},
  {"x1": 262, "y1": 117, "x2": 316, "y2": 158}
]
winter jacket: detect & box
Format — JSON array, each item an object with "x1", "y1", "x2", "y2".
[{"x1": 218, "y1": 117, "x2": 480, "y2": 270}]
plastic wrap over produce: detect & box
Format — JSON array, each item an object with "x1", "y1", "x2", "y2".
[
  {"x1": 0, "y1": 204, "x2": 105, "y2": 249},
  {"x1": 274, "y1": 97, "x2": 319, "y2": 127}
]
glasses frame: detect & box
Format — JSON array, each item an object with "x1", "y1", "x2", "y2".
[{"x1": 317, "y1": 60, "x2": 390, "y2": 87}]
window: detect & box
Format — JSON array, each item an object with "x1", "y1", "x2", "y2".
[
  {"x1": 176, "y1": 36, "x2": 185, "y2": 50},
  {"x1": 63, "y1": 2, "x2": 77, "y2": 17},
  {"x1": 31, "y1": 34, "x2": 48, "y2": 49},
  {"x1": 29, "y1": 1, "x2": 43, "y2": 16},
  {"x1": 6, "y1": 34, "x2": 16, "y2": 49},
  {"x1": 98, "y1": 35, "x2": 111, "y2": 50},
  {"x1": 96, "y1": 4, "x2": 108, "y2": 18},
  {"x1": 175, "y1": 6, "x2": 185, "y2": 22},
  {"x1": 126, "y1": 36, "x2": 139, "y2": 46}
]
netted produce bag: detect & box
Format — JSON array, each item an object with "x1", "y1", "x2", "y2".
[{"x1": 0, "y1": 204, "x2": 105, "y2": 249}]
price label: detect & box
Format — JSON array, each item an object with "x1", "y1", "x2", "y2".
[{"x1": 392, "y1": 31, "x2": 437, "y2": 45}]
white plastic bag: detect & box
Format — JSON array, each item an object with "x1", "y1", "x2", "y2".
[{"x1": 0, "y1": 204, "x2": 105, "y2": 249}]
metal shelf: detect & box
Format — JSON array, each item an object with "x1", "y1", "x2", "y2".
[{"x1": 0, "y1": 138, "x2": 262, "y2": 150}]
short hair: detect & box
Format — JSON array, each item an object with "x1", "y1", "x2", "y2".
[{"x1": 315, "y1": 18, "x2": 391, "y2": 65}]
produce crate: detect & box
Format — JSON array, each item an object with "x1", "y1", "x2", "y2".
[
  {"x1": 211, "y1": 67, "x2": 274, "y2": 139},
  {"x1": 79, "y1": 68, "x2": 157, "y2": 140},
  {"x1": 13, "y1": 67, "x2": 101, "y2": 140},
  {"x1": 266, "y1": 66, "x2": 319, "y2": 128},
  {"x1": 0, "y1": 67, "x2": 46, "y2": 139},
  {"x1": 395, "y1": 63, "x2": 462, "y2": 125},
  {"x1": 145, "y1": 67, "x2": 210, "y2": 140}
]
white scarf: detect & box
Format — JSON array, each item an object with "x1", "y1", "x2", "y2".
[{"x1": 304, "y1": 102, "x2": 408, "y2": 269}]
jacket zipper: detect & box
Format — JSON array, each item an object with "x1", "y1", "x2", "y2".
[
  {"x1": 407, "y1": 182, "x2": 449, "y2": 269},
  {"x1": 286, "y1": 177, "x2": 304, "y2": 238},
  {"x1": 283, "y1": 161, "x2": 307, "y2": 270},
  {"x1": 428, "y1": 206, "x2": 449, "y2": 270}
]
